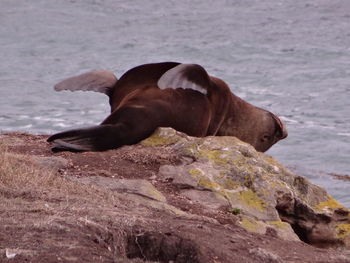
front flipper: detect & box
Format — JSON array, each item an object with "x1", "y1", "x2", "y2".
[
  {"x1": 47, "y1": 124, "x2": 125, "y2": 152},
  {"x1": 157, "y1": 64, "x2": 211, "y2": 95},
  {"x1": 54, "y1": 70, "x2": 118, "y2": 96}
]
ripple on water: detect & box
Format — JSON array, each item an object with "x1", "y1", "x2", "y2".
[{"x1": 337, "y1": 132, "x2": 350, "y2": 137}]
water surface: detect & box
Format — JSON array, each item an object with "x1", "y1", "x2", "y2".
[{"x1": 1, "y1": 0, "x2": 349, "y2": 206}]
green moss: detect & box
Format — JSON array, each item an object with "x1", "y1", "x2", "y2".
[
  {"x1": 315, "y1": 195, "x2": 345, "y2": 212},
  {"x1": 238, "y1": 190, "x2": 266, "y2": 212},
  {"x1": 141, "y1": 134, "x2": 178, "y2": 147},
  {"x1": 336, "y1": 223, "x2": 350, "y2": 239},
  {"x1": 228, "y1": 208, "x2": 241, "y2": 215},
  {"x1": 268, "y1": 220, "x2": 289, "y2": 229}
]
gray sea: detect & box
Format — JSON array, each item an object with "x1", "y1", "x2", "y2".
[{"x1": 1, "y1": 0, "x2": 349, "y2": 207}]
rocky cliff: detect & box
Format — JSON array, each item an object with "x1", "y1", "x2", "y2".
[{"x1": 0, "y1": 128, "x2": 349, "y2": 262}]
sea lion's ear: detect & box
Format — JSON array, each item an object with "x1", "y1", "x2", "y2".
[
  {"x1": 54, "y1": 70, "x2": 118, "y2": 96},
  {"x1": 158, "y1": 64, "x2": 210, "y2": 95}
]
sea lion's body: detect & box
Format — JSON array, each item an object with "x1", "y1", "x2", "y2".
[{"x1": 48, "y1": 62, "x2": 287, "y2": 152}]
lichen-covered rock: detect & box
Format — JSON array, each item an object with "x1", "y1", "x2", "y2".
[
  {"x1": 143, "y1": 128, "x2": 350, "y2": 248},
  {"x1": 2, "y1": 131, "x2": 349, "y2": 261}
]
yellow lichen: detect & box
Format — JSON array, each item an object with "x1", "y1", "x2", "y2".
[
  {"x1": 240, "y1": 217, "x2": 258, "y2": 232},
  {"x1": 315, "y1": 195, "x2": 345, "y2": 212},
  {"x1": 182, "y1": 143, "x2": 199, "y2": 156},
  {"x1": 198, "y1": 150, "x2": 229, "y2": 165},
  {"x1": 141, "y1": 134, "x2": 178, "y2": 147},
  {"x1": 268, "y1": 220, "x2": 289, "y2": 229},
  {"x1": 239, "y1": 217, "x2": 266, "y2": 234},
  {"x1": 336, "y1": 224, "x2": 350, "y2": 239},
  {"x1": 198, "y1": 178, "x2": 220, "y2": 190},
  {"x1": 224, "y1": 178, "x2": 240, "y2": 190},
  {"x1": 189, "y1": 168, "x2": 202, "y2": 176},
  {"x1": 238, "y1": 190, "x2": 266, "y2": 212}
]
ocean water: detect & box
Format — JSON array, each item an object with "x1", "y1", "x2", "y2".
[{"x1": 1, "y1": 0, "x2": 349, "y2": 207}]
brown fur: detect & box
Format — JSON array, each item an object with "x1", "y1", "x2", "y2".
[{"x1": 48, "y1": 62, "x2": 287, "y2": 152}]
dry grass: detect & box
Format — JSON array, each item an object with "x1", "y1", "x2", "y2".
[
  {"x1": 0, "y1": 143, "x2": 134, "y2": 215},
  {"x1": 0, "y1": 143, "x2": 135, "y2": 259},
  {"x1": 1, "y1": 146, "x2": 60, "y2": 194}
]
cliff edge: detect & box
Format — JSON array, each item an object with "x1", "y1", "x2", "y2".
[{"x1": 0, "y1": 128, "x2": 349, "y2": 262}]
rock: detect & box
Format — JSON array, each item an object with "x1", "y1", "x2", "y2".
[
  {"x1": 181, "y1": 189, "x2": 229, "y2": 210},
  {"x1": 142, "y1": 128, "x2": 350, "y2": 248},
  {"x1": 2, "y1": 130, "x2": 350, "y2": 262},
  {"x1": 159, "y1": 165, "x2": 198, "y2": 188},
  {"x1": 73, "y1": 176, "x2": 166, "y2": 202},
  {"x1": 2, "y1": 248, "x2": 35, "y2": 259},
  {"x1": 248, "y1": 248, "x2": 283, "y2": 263},
  {"x1": 70, "y1": 176, "x2": 219, "y2": 225}
]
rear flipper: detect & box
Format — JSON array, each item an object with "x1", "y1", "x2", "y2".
[
  {"x1": 47, "y1": 124, "x2": 137, "y2": 152},
  {"x1": 54, "y1": 70, "x2": 118, "y2": 96},
  {"x1": 48, "y1": 99, "x2": 168, "y2": 152}
]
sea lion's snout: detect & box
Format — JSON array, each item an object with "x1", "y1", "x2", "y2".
[
  {"x1": 272, "y1": 114, "x2": 288, "y2": 140},
  {"x1": 280, "y1": 121, "x2": 288, "y2": 139},
  {"x1": 252, "y1": 112, "x2": 288, "y2": 153}
]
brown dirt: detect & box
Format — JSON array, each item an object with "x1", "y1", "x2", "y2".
[{"x1": 0, "y1": 132, "x2": 349, "y2": 263}]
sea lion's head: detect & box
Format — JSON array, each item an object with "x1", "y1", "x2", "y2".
[
  {"x1": 252, "y1": 111, "x2": 288, "y2": 152},
  {"x1": 219, "y1": 103, "x2": 288, "y2": 152}
]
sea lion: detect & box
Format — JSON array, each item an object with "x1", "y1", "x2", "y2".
[{"x1": 48, "y1": 62, "x2": 287, "y2": 152}]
